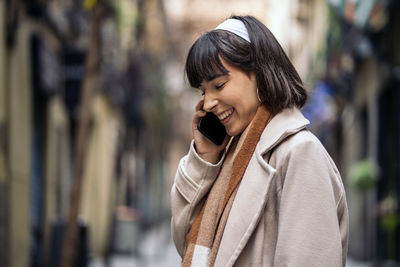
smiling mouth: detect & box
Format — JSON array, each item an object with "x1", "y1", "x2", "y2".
[{"x1": 217, "y1": 108, "x2": 234, "y2": 121}]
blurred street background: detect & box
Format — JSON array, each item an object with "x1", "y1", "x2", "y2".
[{"x1": 0, "y1": 0, "x2": 399, "y2": 266}]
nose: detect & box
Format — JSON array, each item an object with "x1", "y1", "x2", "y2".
[{"x1": 202, "y1": 92, "x2": 218, "y2": 112}]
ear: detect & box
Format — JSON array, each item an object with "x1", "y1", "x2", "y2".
[{"x1": 249, "y1": 71, "x2": 256, "y2": 81}]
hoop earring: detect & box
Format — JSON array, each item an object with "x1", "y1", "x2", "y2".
[{"x1": 256, "y1": 88, "x2": 262, "y2": 103}]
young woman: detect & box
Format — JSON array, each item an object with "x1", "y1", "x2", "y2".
[{"x1": 171, "y1": 15, "x2": 348, "y2": 267}]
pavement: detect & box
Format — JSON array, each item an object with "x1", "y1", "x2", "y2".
[
  {"x1": 89, "y1": 220, "x2": 372, "y2": 267},
  {"x1": 347, "y1": 258, "x2": 372, "y2": 267},
  {"x1": 89, "y1": 220, "x2": 181, "y2": 267}
]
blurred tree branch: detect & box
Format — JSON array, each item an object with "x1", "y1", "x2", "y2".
[{"x1": 60, "y1": 1, "x2": 110, "y2": 267}]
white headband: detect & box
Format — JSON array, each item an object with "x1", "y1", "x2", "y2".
[{"x1": 215, "y1": 18, "x2": 251, "y2": 43}]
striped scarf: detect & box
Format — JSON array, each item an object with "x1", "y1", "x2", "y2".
[{"x1": 182, "y1": 105, "x2": 270, "y2": 267}]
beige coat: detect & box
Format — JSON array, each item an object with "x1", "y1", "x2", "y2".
[{"x1": 171, "y1": 108, "x2": 349, "y2": 267}]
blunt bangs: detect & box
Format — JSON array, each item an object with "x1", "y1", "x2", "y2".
[{"x1": 185, "y1": 32, "x2": 229, "y2": 88}]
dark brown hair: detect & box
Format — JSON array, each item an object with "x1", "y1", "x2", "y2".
[{"x1": 185, "y1": 15, "x2": 307, "y2": 114}]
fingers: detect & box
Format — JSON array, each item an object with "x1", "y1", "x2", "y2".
[
  {"x1": 193, "y1": 100, "x2": 206, "y2": 127},
  {"x1": 193, "y1": 109, "x2": 206, "y2": 130},
  {"x1": 195, "y1": 100, "x2": 204, "y2": 112}
]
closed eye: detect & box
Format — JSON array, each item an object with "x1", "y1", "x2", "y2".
[{"x1": 216, "y1": 82, "x2": 227, "y2": 90}]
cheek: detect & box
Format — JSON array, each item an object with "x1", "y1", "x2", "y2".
[
  {"x1": 239, "y1": 92, "x2": 258, "y2": 112},
  {"x1": 224, "y1": 85, "x2": 258, "y2": 112}
]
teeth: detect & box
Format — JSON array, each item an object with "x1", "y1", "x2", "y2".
[{"x1": 218, "y1": 109, "x2": 233, "y2": 120}]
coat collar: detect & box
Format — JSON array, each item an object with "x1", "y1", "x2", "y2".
[
  {"x1": 214, "y1": 107, "x2": 310, "y2": 267},
  {"x1": 257, "y1": 107, "x2": 310, "y2": 156}
]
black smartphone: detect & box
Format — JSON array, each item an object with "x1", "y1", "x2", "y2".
[{"x1": 197, "y1": 112, "x2": 227, "y2": 145}]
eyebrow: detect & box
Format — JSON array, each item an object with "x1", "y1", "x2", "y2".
[{"x1": 206, "y1": 73, "x2": 228, "y2": 82}]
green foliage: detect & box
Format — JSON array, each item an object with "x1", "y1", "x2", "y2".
[
  {"x1": 113, "y1": 0, "x2": 138, "y2": 32},
  {"x1": 380, "y1": 211, "x2": 400, "y2": 259},
  {"x1": 381, "y1": 213, "x2": 400, "y2": 234},
  {"x1": 348, "y1": 159, "x2": 378, "y2": 191},
  {"x1": 84, "y1": 0, "x2": 97, "y2": 10}
]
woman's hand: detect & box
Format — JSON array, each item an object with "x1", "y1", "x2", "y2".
[{"x1": 192, "y1": 100, "x2": 230, "y2": 164}]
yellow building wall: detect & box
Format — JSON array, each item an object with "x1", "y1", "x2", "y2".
[
  {"x1": 8, "y1": 18, "x2": 33, "y2": 267},
  {"x1": 80, "y1": 94, "x2": 120, "y2": 256},
  {"x1": 0, "y1": 0, "x2": 7, "y2": 184}
]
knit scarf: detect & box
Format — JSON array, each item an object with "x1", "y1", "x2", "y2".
[{"x1": 182, "y1": 105, "x2": 270, "y2": 267}]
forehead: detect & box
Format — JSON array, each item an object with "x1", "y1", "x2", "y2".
[
  {"x1": 205, "y1": 72, "x2": 228, "y2": 82},
  {"x1": 185, "y1": 33, "x2": 229, "y2": 88}
]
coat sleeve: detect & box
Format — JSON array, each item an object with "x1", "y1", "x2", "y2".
[
  {"x1": 170, "y1": 140, "x2": 224, "y2": 256},
  {"x1": 273, "y1": 136, "x2": 348, "y2": 267}
]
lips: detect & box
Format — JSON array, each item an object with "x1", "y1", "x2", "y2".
[{"x1": 217, "y1": 108, "x2": 234, "y2": 121}]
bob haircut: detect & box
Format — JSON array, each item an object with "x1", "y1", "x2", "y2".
[{"x1": 185, "y1": 15, "x2": 307, "y2": 115}]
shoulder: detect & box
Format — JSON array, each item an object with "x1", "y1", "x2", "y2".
[
  {"x1": 266, "y1": 128, "x2": 326, "y2": 161},
  {"x1": 267, "y1": 129, "x2": 345, "y2": 198},
  {"x1": 286, "y1": 130, "x2": 340, "y2": 178}
]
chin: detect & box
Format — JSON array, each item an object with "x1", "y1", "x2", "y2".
[{"x1": 226, "y1": 127, "x2": 240, "y2": 137}]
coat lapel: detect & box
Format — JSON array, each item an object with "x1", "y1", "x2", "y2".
[
  {"x1": 214, "y1": 154, "x2": 276, "y2": 267},
  {"x1": 258, "y1": 107, "x2": 310, "y2": 156},
  {"x1": 214, "y1": 108, "x2": 310, "y2": 267}
]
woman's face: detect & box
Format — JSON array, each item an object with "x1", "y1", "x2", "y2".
[{"x1": 200, "y1": 58, "x2": 259, "y2": 136}]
